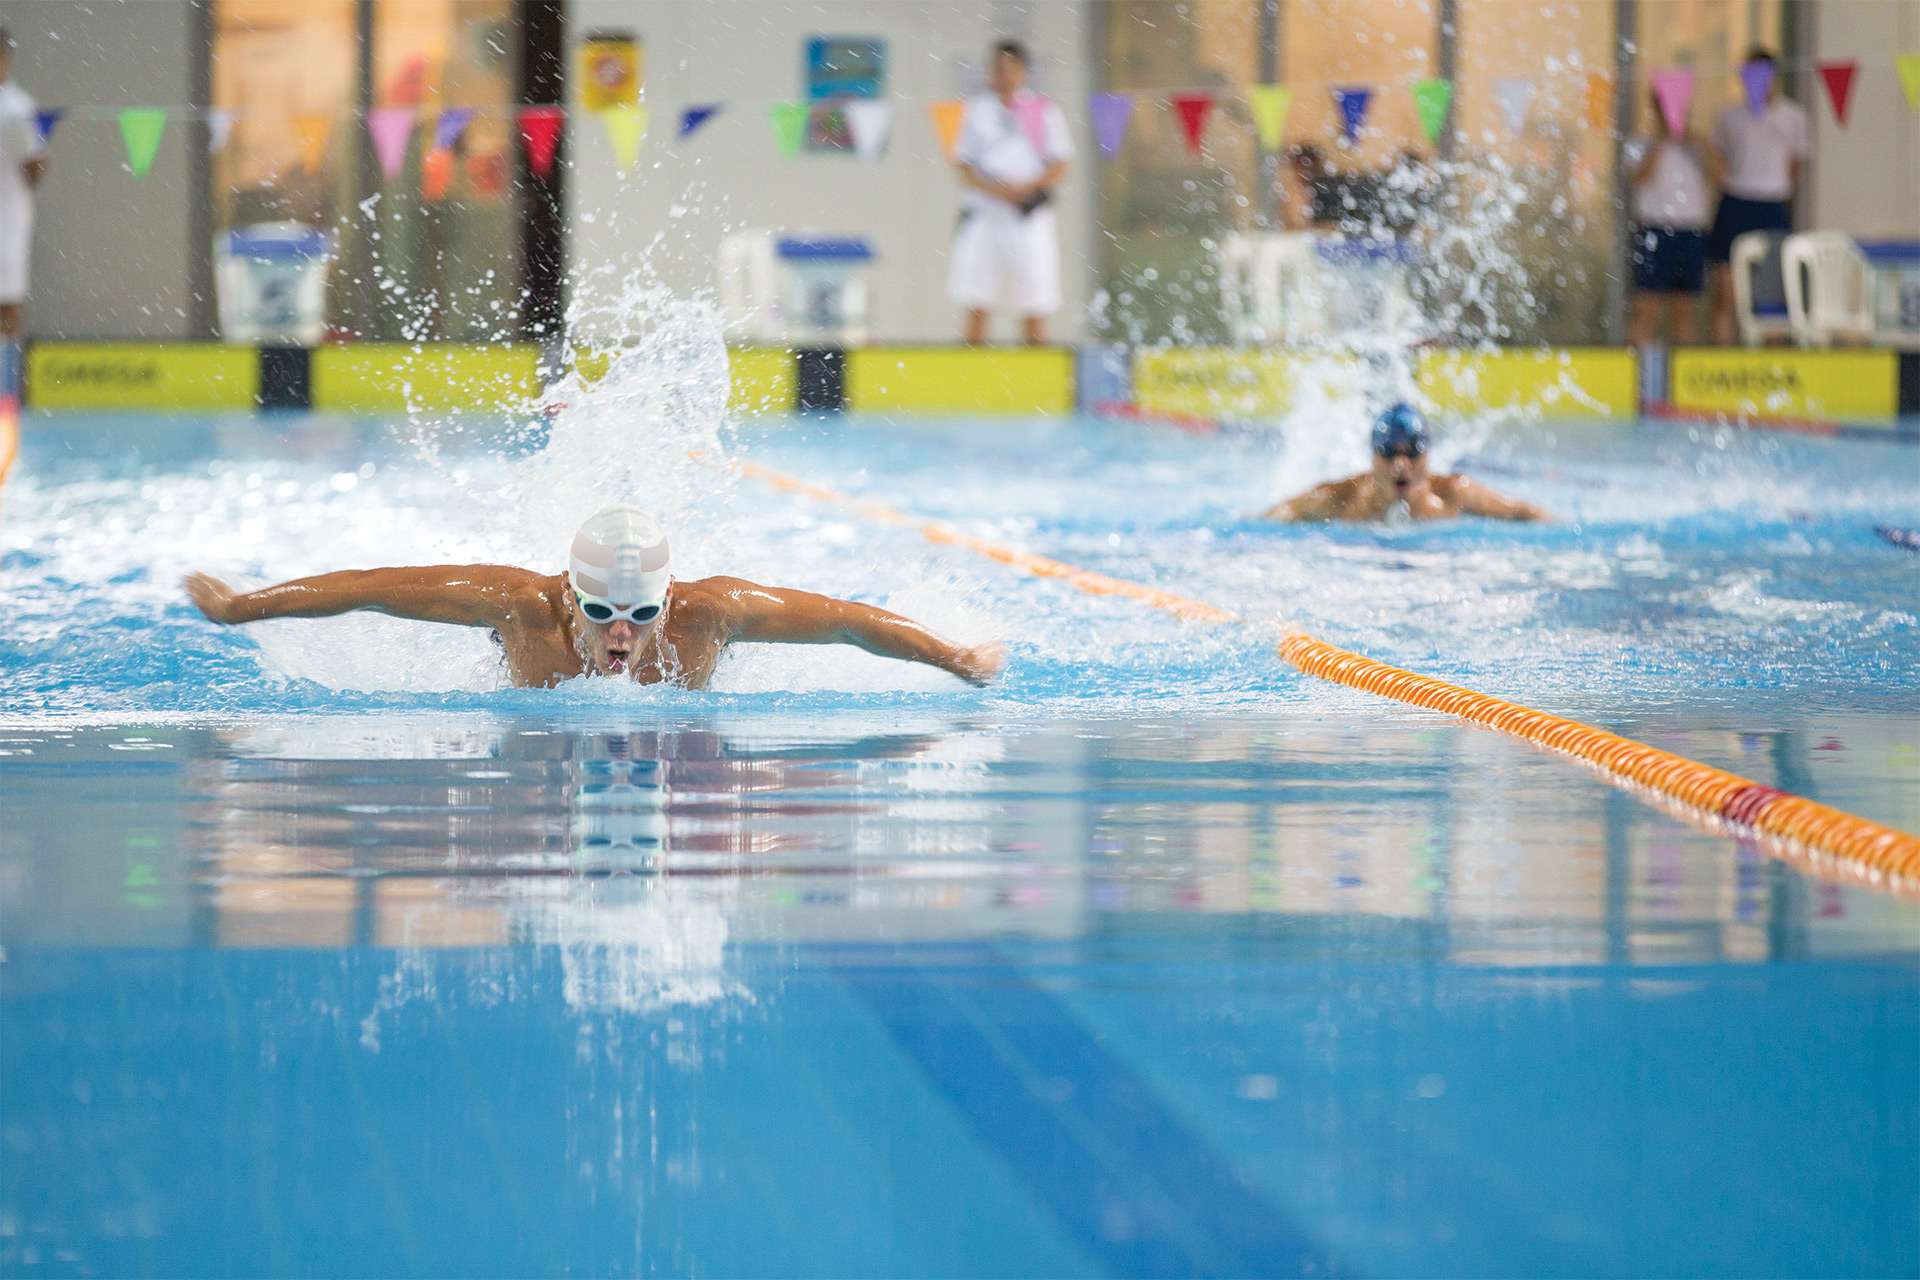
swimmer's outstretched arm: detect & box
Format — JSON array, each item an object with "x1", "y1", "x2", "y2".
[
  {"x1": 712, "y1": 577, "x2": 1004, "y2": 686},
  {"x1": 1447, "y1": 478, "x2": 1552, "y2": 522},
  {"x1": 1258, "y1": 481, "x2": 1346, "y2": 522},
  {"x1": 183, "y1": 566, "x2": 534, "y2": 629}
]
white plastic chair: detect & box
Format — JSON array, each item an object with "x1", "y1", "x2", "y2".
[
  {"x1": 717, "y1": 230, "x2": 782, "y2": 342},
  {"x1": 1729, "y1": 230, "x2": 1793, "y2": 347},
  {"x1": 1781, "y1": 231, "x2": 1874, "y2": 347},
  {"x1": 1216, "y1": 231, "x2": 1329, "y2": 345}
]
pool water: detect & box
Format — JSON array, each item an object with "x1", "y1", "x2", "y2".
[{"x1": 2, "y1": 403, "x2": 1917, "y2": 1277}]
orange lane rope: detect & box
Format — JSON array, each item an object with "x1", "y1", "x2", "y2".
[
  {"x1": 736, "y1": 457, "x2": 1920, "y2": 897},
  {"x1": 0, "y1": 393, "x2": 18, "y2": 518}
]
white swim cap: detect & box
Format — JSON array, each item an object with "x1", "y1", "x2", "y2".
[{"x1": 569, "y1": 506, "x2": 670, "y2": 605}]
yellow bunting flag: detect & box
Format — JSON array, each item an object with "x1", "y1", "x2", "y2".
[
  {"x1": 119, "y1": 108, "x2": 167, "y2": 177},
  {"x1": 599, "y1": 104, "x2": 647, "y2": 172},
  {"x1": 1246, "y1": 84, "x2": 1291, "y2": 152},
  {"x1": 927, "y1": 98, "x2": 964, "y2": 158},
  {"x1": 1899, "y1": 54, "x2": 1920, "y2": 112},
  {"x1": 292, "y1": 114, "x2": 333, "y2": 173}
]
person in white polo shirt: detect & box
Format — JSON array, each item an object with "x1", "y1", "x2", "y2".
[
  {"x1": 948, "y1": 41, "x2": 1072, "y2": 345},
  {"x1": 0, "y1": 29, "x2": 47, "y2": 349},
  {"x1": 1707, "y1": 47, "x2": 1809, "y2": 344}
]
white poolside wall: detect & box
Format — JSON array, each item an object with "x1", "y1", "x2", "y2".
[
  {"x1": 0, "y1": 0, "x2": 204, "y2": 340},
  {"x1": 1808, "y1": 0, "x2": 1920, "y2": 240},
  {"x1": 562, "y1": 0, "x2": 1096, "y2": 345}
]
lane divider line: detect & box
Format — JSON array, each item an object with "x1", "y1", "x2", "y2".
[{"x1": 735, "y1": 457, "x2": 1920, "y2": 898}]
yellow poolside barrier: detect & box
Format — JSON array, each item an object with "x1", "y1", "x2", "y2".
[{"x1": 735, "y1": 457, "x2": 1920, "y2": 898}]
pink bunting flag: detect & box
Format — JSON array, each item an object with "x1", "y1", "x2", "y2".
[
  {"x1": 1649, "y1": 67, "x2": 1695, "y2": 135},
  {"x1": 1816, "y1": 61, "x2": 1858, "y2": 126},
  {"x1": 1013, "y1": 93, "x2": 1051, "y2": 154},
  {"x1": 367, "y1": 107, "x2": 415, "y2": 180}
]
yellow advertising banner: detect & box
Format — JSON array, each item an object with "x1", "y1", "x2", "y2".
[
  {"x1": 848, "y1": 347, "x2": 1074, "y2": 414},
  {"x1": 577, "y1": 34, "x2": 641, "y2": 111},
  {"x1": 1669, "y1": 349, "x2": 1897, "y2": 420},
  {"x1": 28, "y1": 343, "x2": 257, "y2": 410},
  {"x1": 312, "y1": 344, "x2": 542, "y2": 412},
  {"x1": 1417, "y1": 348, "x2": 1636, "y2": 418}
]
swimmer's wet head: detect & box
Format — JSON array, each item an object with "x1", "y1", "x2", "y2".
[
  {"x1": 1371, "y1": 402, "x2": 1431, "y2": 498},
  {"x1": 568, "y1": 505, "x2": 671, "y2": 676}
]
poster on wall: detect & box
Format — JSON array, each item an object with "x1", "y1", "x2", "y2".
[
  {"x1": 805, "y1": 37, "x2": 886, "y2": 152},
  {"x1": 578, "y1": 31, "x2": 642, "y2": 110}
]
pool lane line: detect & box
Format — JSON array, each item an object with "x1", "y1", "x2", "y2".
[{"x1": 734, "y1": 457, "x2": 1920, "y2": 898}]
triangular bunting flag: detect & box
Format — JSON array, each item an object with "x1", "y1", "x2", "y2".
[
  {"x1": 292, "y1": 114, "x2": 332, "y2": 172},
  {"x1": 928, "y1": 99, "x2": 964, "y2": 158},
  {"x1": 599, "y1": 105, "x2": 646, "y2": 171},
  {"x1": 421, "y1": 146, "x2": 453, "y2": 202},
  {"x1": 1493, "y1": 77, "x2": 1535, "y2": 136},
  {"x1": 1741, "y1": 60, "x2": 1775, "y2": 116},
  {"x1": 679, "y1": 104, "x2": 722, "y2": 139},
  {"x1": 844, "y1": 99, "x2": 895, "y2": 163},
  {"x1": 1584, "y1": 73, "x2": 1614, "y2": 132},
  {"x1": 1171, "y1": 93, "x2": 1212, "y2": 153},
  {"x1": 1649, "y1": 67, "x2": 1695, "y2": 136},
  {"x1": 118, "y1": 109, "x2": 167, "y2": 177},
  {"x1": 434, "y1": 106, "x2": 478, "y2": 153},
  {"x1": 1898, "y1": 54, "x2": 1920, "y2": 113},
  {"x1": 1246, "y1": 84, "x2": 1291, "y2": 152},
  {"x1": 1332, "y1": 87, "x2": 1371, "y2": 142},
  {"x1": 518, "y1": 106, "x2": 563, "y2": 179},
  {"x1": 368, "y1": 107, "x2": 414, "y2": 179},
  {"x1": 1410, "y1": 79, "x2": 1452, "y2": 144},
  {"x1": 33, "y1": 109, "x2": 61, "y2": 146},
  {"x1": 1089, "y1": 92, "x2": 1133, "y2": 159},
  {"x1": 1013, "y1": 93, "x2": 1050, "y2": 153},
  {"x1": 768, "y1": 101, "x2": 807, "y2": 158},
  {"x1": 207, "y1": 108, "x2": 235, "y2": 154},
  {"x1": 1816, "y1": 61, "x2": 1858, "y2": 126}
]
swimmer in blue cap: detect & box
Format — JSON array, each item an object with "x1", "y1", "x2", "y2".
[
  {"x1": 1261, "y1": 403, "x2": 1550, "y2": 523},
  {"x1": 184, "y1": 505, "x2": 1005, "y2": 689}
]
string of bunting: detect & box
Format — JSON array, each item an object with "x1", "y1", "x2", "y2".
[{"x1": 27, "y1": 52, "x2": 1919, "y2": 183}]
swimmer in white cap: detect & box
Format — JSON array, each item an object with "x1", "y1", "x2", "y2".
[{"x1": 183, "y1": 505, "x2": 1005, "y2": 688}]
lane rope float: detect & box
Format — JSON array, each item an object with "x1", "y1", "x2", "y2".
[{"x1": 734, "y1": 457, "x2": 1920, "y2": 898}]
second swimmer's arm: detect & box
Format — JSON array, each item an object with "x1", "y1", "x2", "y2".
[
  {"x1": 184, "y1": 566, "x2": 530, "y2": 629},
  {"x1": 718, "y1": 579, "x2": 1004, "y2": 686}
]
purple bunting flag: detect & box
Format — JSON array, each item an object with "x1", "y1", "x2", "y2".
[
  {"x1": 433, "y1": 106, "x2": 478, "y2": 153},
  {"x1": 1741, "y1": 59, "x2": 1775, "y2": 116},
  {"x1": 1089, "y1": 92, "x2": 1133, "y2": 159}
]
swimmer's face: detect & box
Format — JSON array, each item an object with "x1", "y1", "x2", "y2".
[
  {"x1": 991, "y1": 50, "x2": 1028, "y2": 98},
  {"x1": 1373, "y1": 447, "x2": 1428, "y2": 497},
  {"x1": 571, "y1": 591, "x2": 666, "y2": 677}
]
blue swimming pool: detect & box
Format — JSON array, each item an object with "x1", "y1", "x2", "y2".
[{"x1": 2, "y1": 400, "x2": 1917, "y2": 1276}]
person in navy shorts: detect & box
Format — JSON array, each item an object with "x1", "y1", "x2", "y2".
[
  {"x1": 1707, "y1": 48, "x2": 1809, "y2": 344},
  {"x1": 1626, "y1": 89, "x2": 1712, "y2": 345}
]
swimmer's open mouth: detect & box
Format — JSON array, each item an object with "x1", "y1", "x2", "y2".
[{"x1": 606, "y1": 648, "x2": 630, "y2": 674}]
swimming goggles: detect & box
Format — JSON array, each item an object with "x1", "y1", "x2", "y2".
[
  {"x1": 1375, "y1": 441, "x2": 1425, "y2": 460},
  {"x1": 575, "y1": 591, "x2": 663, "y2": 624}
]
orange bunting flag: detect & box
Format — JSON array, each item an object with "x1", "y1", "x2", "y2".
[
  {"x1": 1171, "y1": 93, "x2": 1212, "y2": 153},
  {"x1": 1585, "y1": 72, "x2": 1615, "y2": 132},
  {"x1": 927, "y1": 99, "x2": 964, "y2": 158},
  {"x1": 292, "y1": 114, "x2": 333, "y2": 173},
  {"x1": 421, "y1": 146, "x2": 454, "y2": 202}
]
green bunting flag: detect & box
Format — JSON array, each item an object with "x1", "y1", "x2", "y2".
[
  {"x1": 768, "y1": 101, "x2": 808, "y2": 158},
  {"x1": 119, "y1": 109, "x2": 168, "y2": 177},
  {"x1": 1411, "y1": 79, "x2": 1453, "y2": 144}
]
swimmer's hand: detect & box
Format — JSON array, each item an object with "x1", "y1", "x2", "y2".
[
  {"x1": 952, "y1": 641, "x2": 1007, "y2": 687},
  {"x1": 183, "y1": 572, "x2": 243, "y2": 624}
]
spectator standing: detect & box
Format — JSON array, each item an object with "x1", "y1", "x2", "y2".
[
  {"x1": 948, "y1": 41, "x2": 1072, "y2": 345},
  {"x1": 1707, "y1": 48, "x2": 1808, "y2": 344},
  {"x1": 0, "y1": 29, "x2": 43, "y2": 349},
  {"x1": 1625, "y1": 92, "x2": 1712, "y2": 345}
]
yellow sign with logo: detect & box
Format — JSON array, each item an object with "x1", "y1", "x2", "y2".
[
  {"x1": 578, "y1": 34, "x2": 641, "y2": 111},
  {"x1": 1417, "y1": 348, "x2": 1636, "y2": 418},
  {"x1": 848, "y1": 348, "x2": 1073, "y2": 415},
  {"x1": 1669, "y1": 350, "x2": 1896, "y2": 420},
  {"x1": 312, "y1": 344, "x2": 542, "y2": 412},
  {"x1": 1134, "y1": 349, "x2": 1364, "y2": 419},
  {"x1": 28, "y1": 343, "x2": 257, "y2": 410}
]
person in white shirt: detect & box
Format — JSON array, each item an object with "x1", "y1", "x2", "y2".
[
  {"x1": 1624, "y1": 91, "x2": 1713, "y2": 345},
  {"x1": 948, "y1": 41, "x2": 1072, "y2": 345},
  {"x1": 1707, "y1": 47, "x2": 1809, "y2": 344},
  {"x1": 0, "y1": 30, "x2": 44, "y2": 344}
]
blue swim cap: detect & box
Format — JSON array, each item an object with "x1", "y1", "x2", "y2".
[{"x1": 1371, "y1": 402, "x2": 1429, "y2": 456}]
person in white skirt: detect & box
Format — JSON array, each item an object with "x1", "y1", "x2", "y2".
[
  {"x1": 0, "y1": 30, "x2": 46, "y2": 345},
  {"x1": 948, "y1": 41, "x2": 1072, "y2": 345}
]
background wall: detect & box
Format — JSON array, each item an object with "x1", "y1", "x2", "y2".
[
  {"x1": 1809, "y1": 0, "x2": 1920, "y2": 239},
  {"x1": 1, "y1": 0, "x2": 206, "y2": 339},
  {"x1": 563, "y1": 0, "x2": 1094, "y2": 345}
]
